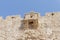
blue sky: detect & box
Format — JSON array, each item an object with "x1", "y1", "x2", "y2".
[{"x1": 0, "y1": 0, "x2": 60, "y2": 18}]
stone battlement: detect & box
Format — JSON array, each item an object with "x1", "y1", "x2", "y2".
[{"x1": 0, "y1": 11, "x2": 60, "y2": 40}]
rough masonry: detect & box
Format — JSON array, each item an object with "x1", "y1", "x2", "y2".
[{"x1": 0, "y1": 11, "x2": 60, "y2": 40}]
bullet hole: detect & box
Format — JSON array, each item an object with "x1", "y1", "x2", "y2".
[
  {"x1": 51, "y1": 13, "x2": 54, "y2": 16},
  {"x1": 11, "y1": 17, "x2": 15, "y2": 19}
]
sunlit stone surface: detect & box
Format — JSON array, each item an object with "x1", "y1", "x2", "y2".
[{"x1": 0, "y1": 12, "x2": 60, "y2": 40}]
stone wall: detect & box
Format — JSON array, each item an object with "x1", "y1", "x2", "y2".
[{"x1": 0, "y1": 12, "x2": 60, "y2": 40}]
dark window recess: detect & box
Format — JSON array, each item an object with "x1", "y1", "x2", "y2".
[
  {"x1": 29, "y1": 21, "x2": 34, "y2": 29},
  {"x1": 51, "y1": 13, "x2": 54, "y2": 16},
  {"x1": 29, "y1": 21, "x2": 33, "y2": 24}
]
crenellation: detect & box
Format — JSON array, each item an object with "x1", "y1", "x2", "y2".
[{"x1": 0, "y1": 12, "x2": 60, "y2": 40}]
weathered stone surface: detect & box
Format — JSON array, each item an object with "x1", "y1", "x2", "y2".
[{"x1": 0, "y1": 12, "x2": 60, "y2": 40}]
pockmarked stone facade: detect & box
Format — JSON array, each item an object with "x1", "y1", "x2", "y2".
[{"x1": 0, "y1": 11, "x2": 60, "y2": 40}]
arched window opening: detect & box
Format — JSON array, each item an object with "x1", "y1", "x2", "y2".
[{"x1": 29, "y1": 21, "x2": 34, "y2": 29}]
